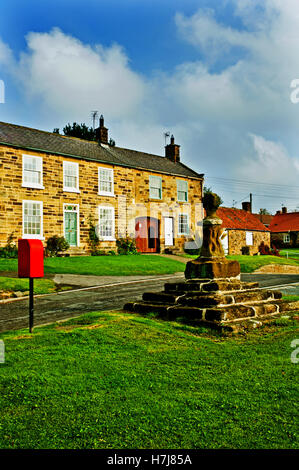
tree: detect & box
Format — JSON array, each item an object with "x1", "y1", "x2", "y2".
[
  {"x1": 60, "y1": 122, "x2": 96, "y2": 141},
  {"x1": 259, "y1": 208, "x2": 270, "y2": 215},
  {"x1": 203, "y1": 186, "x2": 223, "y2": 205}
]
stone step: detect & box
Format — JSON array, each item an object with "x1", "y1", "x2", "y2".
[
  {"x1": 142, "y1": 292, "x2": 181, "y2": 304},
  {"x1": 164, "y1": 280, "x2": 259, "y2": 294},
  {"x1": 179, "y1": 289, "x2": 282, "y2": 307},
  {"x1": 124, "y1": 298, "x2": 299, "y2": 323}
]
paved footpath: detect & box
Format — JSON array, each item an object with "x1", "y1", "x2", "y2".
[{"x1": 0, "y1": 272, "x2": 299, "y2": 333}]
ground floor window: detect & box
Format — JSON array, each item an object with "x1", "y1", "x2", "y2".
[
  {"x1": 283, "y1": 233, "x2": 290, "y2": 243},
  {"x1": 64, "y1": 204, "x2": 79, "y2": 246},
  {"x1": 245, "y1": 231, "x2": 253, "y2": 246},
  {"x1": 98, "y1": 206, "x2": 115, "y2": 240},
  {"x1": 178, "y1": 214, "x2": 189, "y2": 235},
  {"x1": 23, "y1": 200, "x2": 43, "y2": 239}
]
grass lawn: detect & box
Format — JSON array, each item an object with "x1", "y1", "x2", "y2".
[
  {"x1": 0, "y1": 255, "x2": 186, "y2": 277},
  {"x1": 0, "y1": 277, "x2": 56, "y2": 295},
  {"x1": 279, "y1": 248, "x2": 299, "y2": 259},
  {"x1": 0, "y1": 310, "x2": 298, "y2": 449}
]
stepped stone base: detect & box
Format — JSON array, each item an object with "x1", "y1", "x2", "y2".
[{"x1": 123, "y1": 276, "x2": 299, "y2": 333}]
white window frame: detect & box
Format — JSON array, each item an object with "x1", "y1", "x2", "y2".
[
  {"x1": 178, "y1": 213, "x2": 189, "y2": 236},
  {"x1": 63, "y1": 161, "x2": 80, "y2": 193},
  {"x1": 98, "y1": 205, "x2": 115, "y2": 241},
  {"x1": 22, "y1": 154, "x2": 44, "y2": 189},
  {"x1": 283, "y1": 233, "x2": 290, "y2": 243},
  {"x1": 98, "y1": 167, "x2": 114, "y2": 196},
  {"x1": 149, "y1": 175, "x2": 162, "y2": 200},
  {"x1": 245, "y1": 231, "x2": 253, "y2": 246},
  {"x1": 177, "y1": 179, "x2": 188, "y2": 202},
  {"x1": 63, "y1": 203, "x2": 80, "y2": 247},
  {"x1": 22, "y1": 200, "x2": 44, "y2": 240}
]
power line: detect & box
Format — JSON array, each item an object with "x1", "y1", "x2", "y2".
[{"x1": 207, "y1": 176, "x2": 299, "y2": 190}]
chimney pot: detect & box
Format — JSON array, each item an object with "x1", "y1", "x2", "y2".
[
  {"x1": 165, "y1": 135, "x2": 180, "y2": 163},
  {"x1": 96, "y1": 115, "x2": 108, "y2": 144},
  {"x1": 242, "y1": 201, "x2": 251, "y2": 212},
  {"x1": 282, "y1": 207, "x2": 287, "y2": 214}
]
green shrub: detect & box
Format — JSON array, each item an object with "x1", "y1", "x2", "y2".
[
  {"x1": 0, "y1": 233, "x2": 18, "y2": 258},
  {"x1": 116, "y1": 237, "x2": 138, "y2": 255},
  {"x1": 45, "y1": 235, "x2": 69, "y2": 257}
]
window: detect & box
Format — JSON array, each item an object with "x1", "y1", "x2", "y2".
[
  {"x1": 149, "y1": 175, "x2": 162, "y2": 199},
  {"x1": 98, "y1": 167, "x2": 114, "y2": 196},
  {"x1": 283, "y1": 233, "x2": 290, "y2": 243},
  {"x1": 23, "y1": 200, "x2": 43, "y2": 239},
  {"x1": 178, "y1": 214, "x2": 189, "y2": 235},
  {"x1": 98, "y1": 206, "x2": 115, "y2": 240},
  {"x1": 22, "y1": 155, "x2": 44, "y2": 189},
  {"x1": 245, "y1": 231, "x2": 253, "y2": 246},
  {"x1": 177, "y1": 180, "x2": 188, "y2": 202},
  {"x1": 63, "y1": 161, "x2": 79, "y2": 192}
]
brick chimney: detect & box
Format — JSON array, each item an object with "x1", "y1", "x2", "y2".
[
  {"x1": 242, "y1": 201, "x2": 251, "y2": 212},
  {"x1": 95, "y1": 115, "x2": 108, "y2": 144},
  {"x1": 165, "y1": 135, "x2": 180, "y2": 163},
  {"x1": 276, "y1": 210, "x2": 281, "y2": 215},
  {"x1": 282, "y1": 207, "x2": 287, "y2": 214}
]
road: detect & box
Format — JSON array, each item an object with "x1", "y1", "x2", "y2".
[{"x1": 0, "y1": 273, "x2": 299, "y2": 333}]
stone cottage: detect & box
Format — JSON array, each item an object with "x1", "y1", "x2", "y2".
[
  {"x1": 0, "y1": 118, "x2": 204, "y2": 255},
  {"x1": 269, "y1": 207, "x2": 299, "y2": 248},
  {"x1": 217, "y1": 202, "x2": 270, "y2": 255}
]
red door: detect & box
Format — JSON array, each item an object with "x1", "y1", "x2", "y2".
[{"x1": 135, "y1": 217, "x2": 160, "y2": 253}]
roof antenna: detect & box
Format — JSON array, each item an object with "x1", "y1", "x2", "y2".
[
  {"x1": 91, "y1": 111, "x2": 99, "y2": 130},
  {"x1": 164, "y1": 132, "x2": 170, "y2": 146}
]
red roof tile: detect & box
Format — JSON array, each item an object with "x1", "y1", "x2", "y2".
[
  {"x1": 216, "y1": 207, "x2": 269, "y2": 231},
  {"x1": 268, "y1": 212, "x2": 299, "y2": 232}
]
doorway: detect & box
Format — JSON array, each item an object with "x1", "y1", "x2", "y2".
[{"x1": 135, "y1": 217, "x2": 160, "y2": 253}]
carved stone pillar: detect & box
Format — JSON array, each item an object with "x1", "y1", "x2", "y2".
[{"x1": 185, "y1": 192, "x2": 240, "y2": 279}]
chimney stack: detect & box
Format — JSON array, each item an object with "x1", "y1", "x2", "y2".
[
  {"x1": 282, "y1": 207, "x2": 287, "y2": 214},
  {"x1": 95, "y1": 115, "x2": 108, "y2": 144},
  {"x1": 276, "y1": 210, "x2": 281, "y2": 215},
  {"x1": 242, "y1": 201, "x2": 251, "y2": 212},
  {"x1": 165, "y1": 135, "x2": 180, "y2": 163}
]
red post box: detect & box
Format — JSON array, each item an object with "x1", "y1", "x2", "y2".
[{"x1": 18, "y1": 239, "x2": 44, "y2": 278}]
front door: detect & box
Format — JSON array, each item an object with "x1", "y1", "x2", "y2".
[
  {"x1": 64, "y1": 206, "x2": 78, "y2": 246},
  {"x1": 135, "y1": 217, "x2": 160, "y2": 253},
  {"x1": 164, "y1": 217, "x2": 174, "y2": 246}
]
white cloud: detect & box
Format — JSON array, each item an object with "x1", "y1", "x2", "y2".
[{"x1": 16, "y1": 28, "x2": 145, "y2": 120}]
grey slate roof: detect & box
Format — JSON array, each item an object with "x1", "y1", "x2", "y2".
[{"x1": 0, "y1": 121, "x2": 203, "y2": 179}]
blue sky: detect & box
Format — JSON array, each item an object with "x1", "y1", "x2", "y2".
[{"x1": 0, "y1": 0, "x2": 299, "y2": 213}]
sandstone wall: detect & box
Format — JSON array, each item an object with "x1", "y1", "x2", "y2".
[{"x1": 0, "y1": 145, "x2": 203, "y2": 254}]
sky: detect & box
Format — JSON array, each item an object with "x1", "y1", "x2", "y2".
[{"x1": 0, "y1": 0, "x2": 299, "y2": 214}]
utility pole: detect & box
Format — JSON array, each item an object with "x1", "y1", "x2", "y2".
[{"x1": 250, "y1": 193, "x2": 253, "y2": 212}]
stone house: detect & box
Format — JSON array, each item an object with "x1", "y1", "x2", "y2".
[
  {"x1": 217, "y1": 202, "x2": 270, "y2": 255},
  {"x1": 0, "y1": 119, "x2": 204, "y2": 255},
  {"x1": 269, "y1": 208, "x2": 299, "y2": 248}
]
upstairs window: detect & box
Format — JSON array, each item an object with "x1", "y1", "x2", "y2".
[
  {"x1": 98, "y1": 167, "x2": 114, "y2": 196},
  {"x1": 177, "y1": 180, "x2": 188, "y2": 202},
  {"x1": 149, "y1": 175, "x2": 162, "y2": 199},
  {"x1": 63, "y1": 161, "x2": 79, "y2": 193},
  {"x1": 22, "y1": 155, "x2": 44, "y2": 189},
  {"x1": 178, "y1": 214, "x2": 189, "y2": 235}
]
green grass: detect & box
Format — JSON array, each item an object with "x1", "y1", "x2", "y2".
[
  {"x1": 0, "y1": 255, "x2": 185, "y2": 277},
  {"x1": 228, "y1": 255, "x2": 299, "y2": 273},
  {"x1": 279, "y1": 249, "x2": 299, "y2": 259},
  {"x1": 0, "y1": 311, "x2": 298, "y2": 449},
  {"x1": 0, "y1": 277, "x2": 56, "y2": 294}
]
